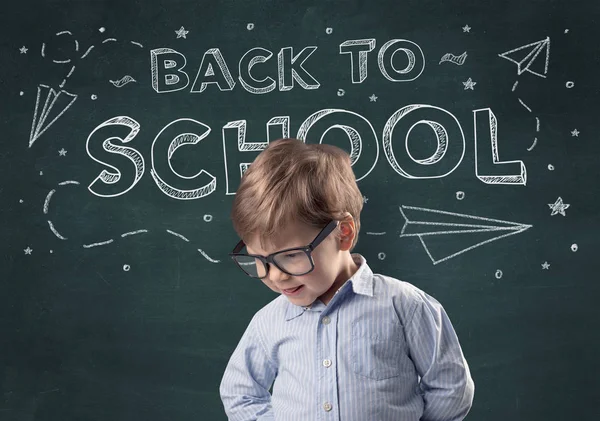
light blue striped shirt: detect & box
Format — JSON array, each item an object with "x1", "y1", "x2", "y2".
[{"x1": 220, "y1": 254, "x2": 474, "y2": 420}]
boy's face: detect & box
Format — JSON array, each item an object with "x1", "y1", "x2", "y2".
[{"x1": 245, "y1": 219, "x2": 356, "y2": 307}]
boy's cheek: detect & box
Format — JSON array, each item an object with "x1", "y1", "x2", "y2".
[{"x1": 261, "y1": 279, "x2": 279, "y2": 292}]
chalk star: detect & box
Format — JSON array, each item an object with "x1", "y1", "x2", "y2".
[
  {"x1": 571, "y1": 129, "x2": 579, "y2": 137},
  {"x1": 58, "y1": 148, "x2": 67, "y2": 156},
  {"x1": 175, "y1": 26, "x2": 189, "y2": 39},
  {"x1": 19, "y1": 46, "x2": 28, "y2": 54},
  {"x1": 363, "y1": 196, "x2": 369, "y2": 204},
  {"x1": 24, "y1": 247, "x2": 33, "y2": 255},
  {"x1": 462, "y1": 25, "x2": 471, "y2": 33},
  {"x1": 541, "y1": 261, "x2": 550, "y2": 270},
  {"x1": 369, "y1": 94, "x2": 378, "y2": 102},
  {"x1": 548, "y1": 197, "x2": 570, "y2": 216},
  {"x1": 463, "y1": 77, "x2": 476, "y2": 90}
]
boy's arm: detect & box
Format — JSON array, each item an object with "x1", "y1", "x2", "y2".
[
  {"x1": 220, "y1": 315, "x2": 277, "y2": 421},
  {"x1": 404, "y1": 289, "x2": 475, "y2": 421}
]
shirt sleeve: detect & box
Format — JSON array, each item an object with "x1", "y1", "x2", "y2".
[
  {"x1": 404, "y1": 288, "x2": 475, "y2": 421},
  {"x1": 219, "y1": 314, "x2": 278, "y2": 421}
]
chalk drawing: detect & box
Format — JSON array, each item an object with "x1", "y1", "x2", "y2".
[
  {"x1": 439, "y1": 51, "x2": 467, "y2": 65},
  {"x1": 548, "y1": 197, "x2": 570, "y2": 216},
  {"x1": 175, "y1": 26, "x2": 189, "y2": 39},
  {"x1": 198, "y1": 249, "x2": 220, "y2": 263},
  {"x1": 498, "y1": 37, "x2": 550, "y2": 78},
  {"x1": 399, "y1": 205, "x2": 532, "y2": 265},
  {"x1": 29, "y1": 85, "x2": 77, "y2": 148},
  {"x1": 463, "y1": 78, "x2": 476, "y2": 90},
  {"x1": 166, "y1": 230, "x2": 190, "y2": 242},
  {"x1": 109, "y1": 75, "x2": 136, "y2": 88}
]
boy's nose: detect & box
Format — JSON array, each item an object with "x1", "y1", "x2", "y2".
[{"x1": 268, "y1": 264, "x2": 290, "y2": 284}]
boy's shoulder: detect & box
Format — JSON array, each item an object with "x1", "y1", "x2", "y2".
[
  {"x1": 251, "y1": 294, "x2": 290, "y2": 323},
  {"x1": 372, "y1": 271, "x2": 430, "y2": 313}
]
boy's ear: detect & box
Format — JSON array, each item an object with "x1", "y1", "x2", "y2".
[{"x1": 338, "y1": 213, "x2": 355, "y2": 251}]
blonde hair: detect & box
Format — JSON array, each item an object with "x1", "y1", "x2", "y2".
[{"x1": 231, "y1": 138, "x2": 364, "y2": 250}]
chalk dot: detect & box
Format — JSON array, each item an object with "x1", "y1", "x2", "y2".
[
  {"x1": 495, "y1": 269, "x2": 503, "y2": 279},
  {"x1": 456, "y1": 191, "x2": 465, "y2": 200},
  {"x1": 564, "y1": 29, "x2": 569, "y2": 34},
  {"x1": 548, "y1": 164, "x2": 555, "y2": 171},
  {"x1": 571, "y1": 243, "x2": 578, "y2": 252},
  {"x1": 247, "y1": 23, "x2": 255, "y2": 31},
  {"x1": 99, "y1": 27, "x2": 106, "y2": 33},
  {"x1": 325, "y1": 27, "x2": 333, "y2": 34},
  {"x1": 566, "y1": 81, "x2": 575, "y2": 89},
  {"x1": 91, "y1": 94, "x2": 98, "y2": 100},
  {"x1": 337, "y1": 88, "x2": 345, "y2": 97},
  {"x1": 378, "y1": 252, "x2": 386, "y2": 260},
  {"x1": 123, "y1": 264, "x2": 131, "y2": 271},
  {"x1": 19, "y1": 199, "x2": 23, "y2": 203},
  {"x1": 50, "y1": 250, "x2": 53, "y2": 254},
  {"x1": 19, "y1": 91, "x2": 24, "y2": 96},
  {"x1": 203, "y1": 214, "x2": 213, "y2": 222},
  {"x1": 39, "y1": 171, "x2": 43, "y2": 176}
]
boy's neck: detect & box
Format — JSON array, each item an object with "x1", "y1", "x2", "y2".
[{"x1": 319, "y1": 253, "x2": 360, "y2": 306}]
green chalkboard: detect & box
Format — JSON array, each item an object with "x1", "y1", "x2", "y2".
[{"x1": 1, "y1": 0, "x2": 599, "y2": 419}]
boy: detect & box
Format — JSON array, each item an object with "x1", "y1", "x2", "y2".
[{"x1": 220, "y1": 138, "x2": 474, "y2": 421}]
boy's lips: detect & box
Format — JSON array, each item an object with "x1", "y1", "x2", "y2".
[{"x1": 282, "y1": 285, "x2": 304, "y2": 295}]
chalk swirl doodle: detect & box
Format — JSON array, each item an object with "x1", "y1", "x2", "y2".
[
  {"x1": 109, "y1": 75, "x2": 137, "y2": 88},
  {"x1": 439, "y1": 51, "x2": 467, "y2": 66}
]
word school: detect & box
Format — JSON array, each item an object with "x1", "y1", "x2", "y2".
[{"x1": 86, "y1": 106, "x2": 527, "y2": 200}]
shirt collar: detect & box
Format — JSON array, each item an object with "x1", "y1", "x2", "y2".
[{"x1": 285, "y1": 253, "x2": 374, "y2": 321}]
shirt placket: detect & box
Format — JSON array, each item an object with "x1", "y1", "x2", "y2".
[{"x1": 316, "y1": 307, "x2": 340, "y2": 421}]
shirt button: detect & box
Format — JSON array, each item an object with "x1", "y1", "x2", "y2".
[
  {"x1": 322, "y1": 316, "x2": 331, "y2": 325},
  {"x1": 323, "y1": 402, "x2": 332, "y2": 412},
  {"x1": 323, "y1": 359, "x2": 332, "y2": 368}
]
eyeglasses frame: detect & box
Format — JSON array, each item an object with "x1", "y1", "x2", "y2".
[{"x1": 229, "y1": 220, "x2": 339, "y2": 279}]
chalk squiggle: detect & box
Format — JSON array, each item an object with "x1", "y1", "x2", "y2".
[
  {"x1": 43, "y1": 181, "x2": 220, "y2": 263},
  {"x1": 109, "y1": 75, "x2": 136, "y2": 88}
]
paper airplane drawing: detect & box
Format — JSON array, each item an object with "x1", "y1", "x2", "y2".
[
  {"x1": 29, "y1": 84, "x2": 78, "y2": 148},
  {"x1": 498, "y1": 37, "x2": 550, "y2": 78},
  {"x1": 399, "y1": 205, "x2": 532, "y2": 265}
]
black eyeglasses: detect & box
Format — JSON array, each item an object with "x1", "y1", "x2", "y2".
[{"x1": 229, "y1": 220, "x2": 339, "y2": 279}]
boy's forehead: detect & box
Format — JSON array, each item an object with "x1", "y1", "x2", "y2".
[{"x1": 245, "y1": 223, "x2": 319, "y2": 255}]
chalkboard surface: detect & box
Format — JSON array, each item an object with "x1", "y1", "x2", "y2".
[{"x1": 1, "y1": 0, "x2": 599, "y2": 420}]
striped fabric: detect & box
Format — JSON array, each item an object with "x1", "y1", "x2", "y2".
[{"x1": 220, "y1": 254, "x2": 474, "y2": 421}]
